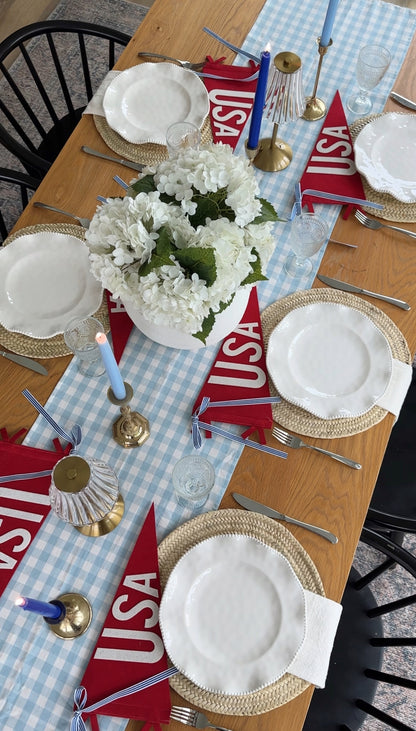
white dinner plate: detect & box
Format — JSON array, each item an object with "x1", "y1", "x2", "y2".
[
  {"x1": 0, "y1": 232, "x2": 103, "y2": 338},
  {"x1": 159, "y1": 534, "x2": 306, "y2": 695},
  {"x1": 266, "y1": 303, "x2": 393, "y2": 419},
  {"x1": 103, "y1": 63, "x2": 209, "y2": 144},
  {"x1": 354, "y1": 113, "x2": 416, "y2": 203}
]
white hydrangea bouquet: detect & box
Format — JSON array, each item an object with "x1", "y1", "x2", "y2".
[{"x1": 85, "y1": 142, "x2": 280, "y2": 344}]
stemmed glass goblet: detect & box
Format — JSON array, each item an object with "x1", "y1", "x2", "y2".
[
  {"x1": 347, "y1": 44, "x2": 391, "y2": 116},
  {"x1": 284, "y1": 212, "x2": 329, "y2": 278}
]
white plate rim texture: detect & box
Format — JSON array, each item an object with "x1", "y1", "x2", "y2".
[
  {"x1": 354, "y1": 112, "x2": 416, "y2": 203},
  {"x1": 103, "y1": 62, "x2": 209, "y2": 144},
  {"x1": 0, "y1": 231, "x2": 103, "y2": 338},
  {"x1": 159, "y1": 533, "x2": 306, "y2": 695},
  {"x1": 266, "y1": 302, "x2": 393, "y2": 419}
]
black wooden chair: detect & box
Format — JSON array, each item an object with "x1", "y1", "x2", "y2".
[
  {"x1": 0, "y1": 20, "x2": 130, "y2": 179},
  {"x1": 0, "y1": 167, "x2": 38, "y2": 243},
  {"x1": 364, "y1": 367, "x2": 416, "y2": 538},
  {"x1": 303, "y1": 527, "x2": 416, "y2": 731}
]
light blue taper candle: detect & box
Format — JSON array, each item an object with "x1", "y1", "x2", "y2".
[
  {"x1": 320, "y1": 0, "x2": 340, "y2": 47},
  {"x1": 96, "y1": 332, "x2": 126, "y2": 400}
]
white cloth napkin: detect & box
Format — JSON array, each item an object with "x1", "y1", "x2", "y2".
[
  {"x1": 83, "y1": 70, "x2": 119, "y2": 116},
  {"x1": 376, "y1": 358, "x2": 412, "y2": 418},
  {"x1": 288, "y1": 589, "x2": 342, "y2": 688}
]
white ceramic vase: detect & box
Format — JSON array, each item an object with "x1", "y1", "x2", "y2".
[{"x1": 122, "y1": 287, "x2": 251, "y2": 350}]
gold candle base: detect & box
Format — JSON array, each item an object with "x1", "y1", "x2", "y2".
[
  {"x1": 247, "y1": 124, "x2": 292, "y2": 172},
  {"x1": 52, "y1": 454, "x2": 124, "y2": 536},
  {"x1": 45, "y1": 592, "x2": 92, "y2": 639},
  {"x1": 107, "y1": 381, "x2": 150, "y2": 448},
  {"x1": 76, "y1": 493, "x2": 125, "y2": 536},
  {"x1": 303, "y1": 95, "x2": 327, "y2": 121},
  {"x1": 302, "y1": 38, "x2": 332, "y2": 121}
]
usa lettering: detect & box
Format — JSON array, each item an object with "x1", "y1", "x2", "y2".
[
  {"x1": 208, "y1": 322, "x2": 267, "y2": 388},
  {"x1": 93, "y1": 572, "x2": 164, "y2": 663},
  {"x1": 306, "y1": 125, "x2": 356, "y2": 176},
  {"x1": 209, "y1": 88, "x2": 255, "y2": 138},
  {"x1": 0, "y1": 486, "x2": 48, "y2": 571}
]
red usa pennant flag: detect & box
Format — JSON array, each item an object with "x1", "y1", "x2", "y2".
[
  {"x1": 193, "y1": 287, "x2": 272, "y2": 444},
  {"x1": 0, "y1": 432, "x2": 71, "y2": 597},
  {"x1": 105, "y1": 291, "x2": 134, "y2": 364},
  {"x1": 202, "y1": 56, "x2": 259, "y2": 150},
  {"x1": 300, "y1": 90, "x2": 366, "y2": 213},
  {"x1": 77, "y1": 503, "x2": 171, "y2": 730}
]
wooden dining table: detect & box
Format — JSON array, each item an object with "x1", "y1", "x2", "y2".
[{"x1": 1, "y1": 0, "x2": 416, "y2": 729}]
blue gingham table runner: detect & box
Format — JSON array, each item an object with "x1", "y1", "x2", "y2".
[{"x1": 1, "y1": 1, "x2": 416, "y2": 729}]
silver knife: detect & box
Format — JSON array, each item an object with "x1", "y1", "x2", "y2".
[
  {"x1": 81, "y1": 146, "x2": 144, "y2": 172},
  {"x1": 317, "y1": 274, "x2": 411, "y2": 311},
  {"x1": 232, "y1": 493, "x2": 338, "y2": 544},
  {"x1": 390, "y1": 92, "x2": 416, "y2": 111},
  {"x1": 0, "y1": 351, "x2": 48, "y2": 375}
]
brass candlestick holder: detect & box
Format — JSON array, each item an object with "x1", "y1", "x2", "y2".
[
  {"x1": 248, "y1": 52, "x2": 305, "y2": 172},
  {"x1": 45, "y1": 592, "x2": 92, "y2": 639},
  {"x1": 303, "y1": 38, "x2": 333, "y2": 121},
  {"x1": 107, "y1": 381, "x2": 150, "y2": 448}
]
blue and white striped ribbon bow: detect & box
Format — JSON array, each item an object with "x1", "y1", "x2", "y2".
[
  {"x1": 289, "y1": 187, "x2": 384, "y2": 221},
  {"x1": 0, "y1": 391, "x2": 83, "y2": 484},
  {"x1": 192, "y1": 396, "x2": 287, "y2": 459},
  {"x1": 22, "y1": 389, "x2": 82, "y2": 449},
  {"x1": 0, "y1": 469, "x2": 53, "y2": 484},
  {"x1": 70, "y1": 666, "x2": 179, "y2": 731}
]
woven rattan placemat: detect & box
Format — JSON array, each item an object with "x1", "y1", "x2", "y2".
[
  {"x1": 158, "y1": 509, "x2": 323, "y2": 715},
  {"x1": 350, "y1": 112, "x2": 416, "y2": 223},
  {"x1": 94, "y1": 114, "x2": 213, "y2": 168},
  {"x1": 93, "y1": 114, "x2": 212, "y2": 165},
  {"x1": 0, "y1": 224, "x2": 109, "y2": 358},
  {"x1": 261, "y1": 288, "x2": 411, "y2": 439}
]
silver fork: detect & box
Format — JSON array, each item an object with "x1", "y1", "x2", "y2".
[
  {"x1": 33, "y1": 202, "x2": 90, "y2": 228},
  {"x1": 170, "y1": 706, "x2": 232, "y2": 731},
  {"x1": 137, "y1": 52, "x2": 205, "y2": 70},
  {"x1": 355, "y1": 209, "x2": 416, "y2": 240},
  {"x1": 272, "y1": 426, "x2": 361, "y2": 470}
]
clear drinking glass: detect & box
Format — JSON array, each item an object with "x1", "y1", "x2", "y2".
[
  {"x1": 166, "y1": 121, "x2": 201, "y2": 156},
  {"x1": 284, "y1": 212, "x2": 329, "y2": 278},
  {"x1": 172, "y1": 454, "x2": 215, "y2": 508},
  {"x1": 347, "y1": 44, "x2": 391, "y2": 115},
  {"x1": 64, "y1": 316, "x2": 106, "y2": 377}
]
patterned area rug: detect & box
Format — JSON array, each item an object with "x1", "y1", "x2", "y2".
[{"x1": 0, "y1": 0, "x2": 148, "y2": 235}]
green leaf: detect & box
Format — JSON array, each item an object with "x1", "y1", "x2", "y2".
[
  {"x1": 192, "y1": 295, "x2": 235, "y2": 344},
  {"x1": 240, "y1": 249, "x2": 268, "y2": 286},
  {"x1": 188, "y1": 187, "x2": 235, "y2": 227},
  {"x1": 129, "y1": 175, "x2": 157, "y2": 196},
  {"x1": 252, "y1": 197, "x2": 280, "y2": 224},
  {"x1": 175, "y1": 247, "x2": 217, "y2": 286},
  {"x1": 138, "y1": 226, "x2": 175, "y2": 276},
  {"x1": 193, "y1": 310, "x2": 216, "y2": 344}
]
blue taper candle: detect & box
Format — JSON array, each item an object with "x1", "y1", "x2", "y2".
[
  {"x1": 320, "y1": 0, "x2": 340, "y2": 47},
  {"x1": 95, "y1": 332, "x2": 126, "y2": 400},
  {"x1": 247, "y1": 46, "x2": 271, "y2": 150},
  {"x1": 15, "y1": 596, "x2": 63, "y2": 620}
]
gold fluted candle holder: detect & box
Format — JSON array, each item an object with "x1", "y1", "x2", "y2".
[
  {"x1": 246, "y1": 51, "x2": 304, "y2": 172},
  {"x1": 45, "y1": 593, "x2": 92, "y2": 639},
  {"x1": 107, "y1": 381, "x2": 150, "y2": 448},
  {"x1": 303, "y1": 38, "x2": 333, "y2": 121}
]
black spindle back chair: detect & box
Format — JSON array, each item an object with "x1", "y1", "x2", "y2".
[{"x1": 0, "y1": 21, "x2": 130, "y2": 179}]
